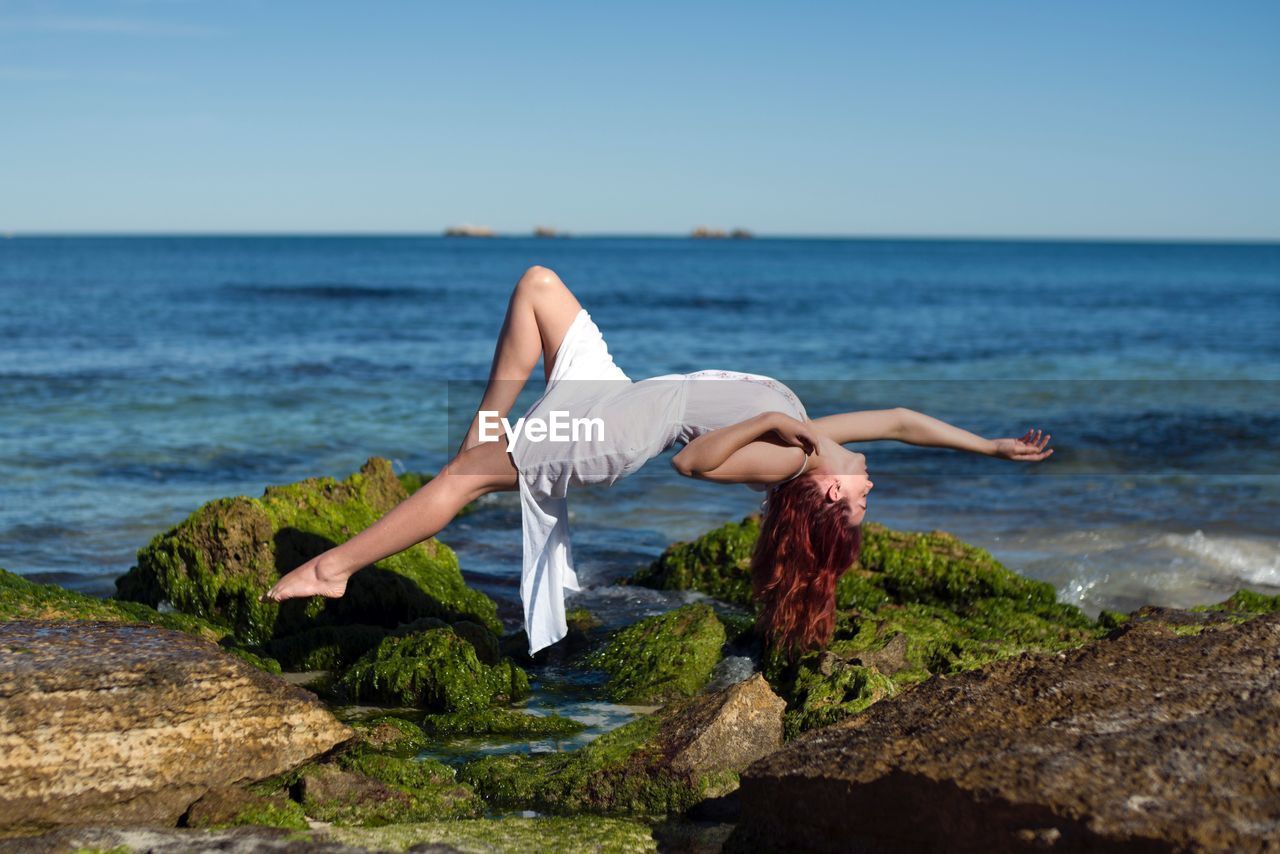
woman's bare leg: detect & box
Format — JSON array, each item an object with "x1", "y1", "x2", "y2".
[
  {"x1": 455, "y1": 265, "x2": 584, "y2": 456},
  {"x1": 262, "y1": 265, "x2": 583, "y2": 604},
  {"x1": 261, "y1": 440, "x2": 518, "y2": 602}
]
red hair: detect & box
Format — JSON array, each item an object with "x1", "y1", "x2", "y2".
[{"x1": 751, "y1": 475, "x2": 863, "y2": 660}]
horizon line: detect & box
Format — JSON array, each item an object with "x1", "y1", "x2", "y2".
[{"x1": 2, "y1": 230, "x2": 1278, "y2": 246}]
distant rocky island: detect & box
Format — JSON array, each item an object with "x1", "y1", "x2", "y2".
[
  {"x1": 691, "y1": 226, "x2": 753, "y2": 239},
  {"x1": 443, "y1": 224, "x2": 495, "y2": 237}
]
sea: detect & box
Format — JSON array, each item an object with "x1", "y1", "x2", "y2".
[{"x1": 3, "y1": 235, "x2": 1279, "y2": 644}]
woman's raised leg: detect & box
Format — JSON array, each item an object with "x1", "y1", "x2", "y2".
[
  {"x1": 261, "y1": 439, "x2": 517, "y2": 602},
  {"x1": 455, "y1": 265, "x2": 583, "y2": 455},
  {"x1": 261, "y1": 265, "x2": 582, "y2": 604}
]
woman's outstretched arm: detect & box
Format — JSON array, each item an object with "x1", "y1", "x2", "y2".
[{"x1": 810, "y1": 408, "x2": 1053, "y2": 460}]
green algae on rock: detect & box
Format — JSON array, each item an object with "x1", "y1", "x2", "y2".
[
  {"x1": 626, "y1": 516, "x2": 760, "y2": 606},
  {"x1": 113, "y1": 457, "x2": 499, "y2": 647},
  {"x1": 346, "y1": 715, "x2": 434, "y2": 754},
  {"x1": 182, "y1": 784, "x2": 309, "y2": 831},
  {"x1": 623, "y1": 518, "x2": 1113, "y2": 738},
  {"x1": 323, "y1": 816, "x2": 658, "y2": 853},
  {"x1": 0, "y1": 565, "x2": 229, "y2": 642},
  {"x1": 418, "y1": 708, "x2": 587, "y2": 738},
  {"x1": 588, "y1": 602, "x2": 726, "y2": 704},
  {"x1": 460, "y1": 673, "x2": 783, "y2": 818},
  {"x1": 337, "y1": 625, "x2": 530, "y2": 712},
  {"x1": 293, "y1": 761, "x2": 480, "y2": 826}
]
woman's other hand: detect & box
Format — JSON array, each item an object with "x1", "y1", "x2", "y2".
[
  {"x1": 769, "y1": 413, "x2": 821, "y2": 456},
  {"x1": 992, "y1": 428, "x2": 1053, "y2": 461}
]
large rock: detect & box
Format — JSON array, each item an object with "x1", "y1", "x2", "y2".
[
  {"x1": 461, "y1": 672, "x2": 784, "y2": 816},
  {"x1": 114, "y1": 457, "x2": 499, "y2": 648},
  {"x1": 730, "y1": 611, "x2": 1280, "y2": 852},
  {"x1": 0, "y1": 620, "x2": 353, "y2": 835},
  {"x1": 628, "y1": 518, "x2": 1109, "y2": 737}
]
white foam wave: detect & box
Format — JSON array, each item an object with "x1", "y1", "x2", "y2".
[{"x1": 1154, "y1": 530, "x2": 1280, "y2": 587}]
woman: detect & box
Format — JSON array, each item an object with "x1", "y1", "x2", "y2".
[{"x1": 261, "y1": 266, "x2": 1053, "y2": 658}]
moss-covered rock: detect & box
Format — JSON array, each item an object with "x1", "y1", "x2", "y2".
[
  {"x1": 626, "y1": 516, "x2": 759, "y2": 606},
  {"x1": 182, "y1": 784, "x2": 308, "y2": 830},
  {"x1": 294, "y1": 761, "x2": 478, "y2": 827},
  {"x1": 323, "y1": 816, "x2": 658, "y2": 853},
  {"x1": 264, "y1": 622, "x2": 391, "y2": 672},
  {"x1": 626, "y1": 518, "x2": 1113, "y2": 737},
  {"x1": 113, "y1": 457, "x2": 500, "y2": 647},
  {"x1": 220, "y1": 643, "x2": 283, "y2": 674},
  {"x1": 346, "y1": 715, "x2": 433, "y2": 753},
  {"x1": 0, "y1": 566, "x2": 228, "y2": 642},
  {"x1": 587, "y1": 603, "x2": 727, "y2": 704},
  {"x1": 460, "y1": 673, "x2": 782, "y2": 817},
  {"x1": 771, "y1": 526, "x2": 1106, "y2": 737},
  {"x1": 324, "y1": 746, "x2": 481, "y2": 820},
  {"x1": 337, "y1": 626, "x2": 530, "y2": 711},
  {"x1": 461, "y1": 709, "x2": 734, "y2": 817},
  {"x1": 500, "y1": 605, "x2": 603, "y2": 665},
  {"x1": 418, "y1": 708, "x2": 587, "y2": 738}
]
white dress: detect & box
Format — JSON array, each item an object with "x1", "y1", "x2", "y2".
[{"x1": 508, "y1": 309, "x2": 810, "y2": 654}]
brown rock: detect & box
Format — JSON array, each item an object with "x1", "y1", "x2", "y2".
[
  {"x1": 0, "y1": 620, "x2": 353, "y2": 835},
  {"x1": 182, "y1": 784, "x2": 300, "y2": 829},
  {"x1": 661, "y1": 673, "x2": 786, "y2": 777},
  {"x1": 730, "y1": 612, "x2": 1280, "y2": 852}
]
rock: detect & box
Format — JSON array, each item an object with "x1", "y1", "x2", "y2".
[
  {"x1": 628, "y1": 518, "x2": 1108, "y2": 737},
  {"x1": 114, "y1": 457, "x2": 500, "y2": 649},
  {"x1": 182, "y1": 784, "x2": 308, "y2": 830},
  {"x1": 336, "y1": 625, "x2": 529, "y2": 711},
  {"x1": 347, "y1": 715, "x2": 433, "y2": 753},
  {"x1": 690, "y1": 226, "x2": 728, "y2": 239},
  {"x1": 0, "y1": 565, "x2": 228, "y2": 642},
  {"x1": 322, "y1": 817, "x2": 656, "y2": 853},
  {"x1": 625, "y1": 515, "x2": 759, "y2": 606},
  {"x1": 588, "y1": 602, "x2": 727, "y2": 704},
  {"x1": 460, "y1": 673, "x2": 784, "y2": 816},
  {"x1": 730, "y1": 611, "x2": 1280, "y2": 853},
  {"x1": 729, "y1": 228, "x2": 753, "y2": 239},
  {"x1": 443, "y1": 224, "x2": 495, "y2": 237},
  {"x1": 0, "y1": 620, "x2": 353, "y2": 835},
  {"x1": 0, "y1": 825, "x2": 382, "y2": 853},
  {"x1": 500, "y1": 605, "x2": 601, "y2": 665},
  {"x1": 295, "y1": 761, "x2": 479, "y2": 826}
]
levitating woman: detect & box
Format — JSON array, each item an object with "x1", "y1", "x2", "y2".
[{"x1": 262, "y1": 266, "x2": 1053, "y2": 658}]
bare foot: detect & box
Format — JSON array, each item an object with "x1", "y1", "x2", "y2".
[{"x1": 259, "y1": 555, "x2": 350, "y2": 603}]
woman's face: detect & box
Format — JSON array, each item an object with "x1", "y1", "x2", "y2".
[{"x1": 837, "y1": 452, "x2": 874, "y2": 524}]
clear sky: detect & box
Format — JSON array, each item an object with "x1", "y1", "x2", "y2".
[{"x1": 1, "y1": 0, "x2": 1277, "y2": 239}]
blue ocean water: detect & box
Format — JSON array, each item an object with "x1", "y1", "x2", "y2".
[{"x1": 2, "y1": 236, "x2": 1278, "y2": 631}]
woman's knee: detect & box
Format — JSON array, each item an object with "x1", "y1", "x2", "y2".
[
  {"x1": 514, "y1": 265, "x2": 568, "y2": 301},
  {"x1": 445, "y1": 440, "x2": 517, "y2": 493}
]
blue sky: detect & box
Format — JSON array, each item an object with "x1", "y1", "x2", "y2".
[{"x1": 1, "y1": 1, "x2": 1277, "y2": 238}]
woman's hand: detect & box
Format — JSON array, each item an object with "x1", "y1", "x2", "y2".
[
  {"x1": 768, "y1": 412, "x2": 821, "y2": 456},
  {"x1": 992, "y1": 428, "x2": 1053, "y2": 461}
]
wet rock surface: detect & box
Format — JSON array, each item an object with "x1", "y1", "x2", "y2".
[
  {"x1": 0, "y1": 619, "x2": 353, "y2": 835},
  {"x1": 730, "y1": 611, "x2": 1280, "y2": 853}
]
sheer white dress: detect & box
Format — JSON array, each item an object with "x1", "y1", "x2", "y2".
[{"x1": 507, "y1": 309, "x2": 809, "y2": 654}]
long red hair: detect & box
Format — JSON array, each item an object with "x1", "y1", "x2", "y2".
[{"x1": 751, "y1": 475, "x2": 862, "y2": 660}]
